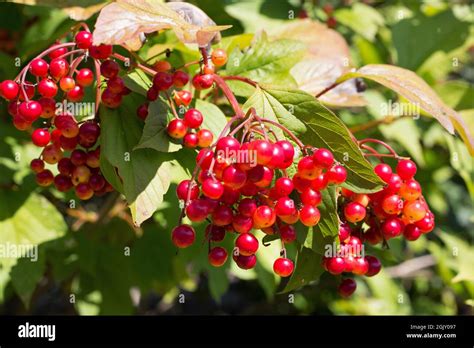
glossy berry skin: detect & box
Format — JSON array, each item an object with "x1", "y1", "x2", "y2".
[
  {"x1": 233, "y1": 253, "x2": 257, "y2": 270},
  {"x1": 192, "y1": 74, "x2": 214, "y2": 90},
  {"x1": 208, "y1": 247, "x2": 228, "y2": 267},
  {"x1": 238, "y1": 198, "x2": 257, "y2": 217},
  {"x1": 299, "y1": 205, "x2": 321, "y2": 226},
  {"x1": 415, "y1": 214, "x2": 435, "y2": 233},
  {"x1": 36, "y1": 170, "x2": 54, "y2": 187},
  {"x1": 222, "y1": 166, "x2": 247, "y2": 189},
  {"x1": 381, "y1": 218, "x2": 404, "y2": 239},
  {"x1": 30, "y1": 159, "x2": 45, "y2": 173},
  {"x1": 172, "y1": 71, "x2": 189, "y2": 88},
  {"x1": 0, "y1": 80, "x2": 19, "y2": 100},
  {"x1": 197, "y1": 129, "x2": 213, "y2": 148},
  {"x1": 403, "y1": 224, "x2": 421, "y2": 241},
  {"x1": 216, "y1": 136, "x2": 240, "y2": 155},
  {"x1": 183, "y1": 109, "x2": 203, "y2": 129},
  {"x1": 48, "y1": 44, "x2": 68, "y2": 59},
  {"x1": 75, "y1": 31, "x2": 93, "y2": 49},
  {"x1": 326, "y1": 257, "x2": 345, "y2": 275},
  {"x1": 382, "y1": 194, "x2": 403, "y2": 215},
  {"x1": 19, "y1": 101, "x2": 42, "y2": 122},
  {"x1": 276, "y1": 140, "x2": 295, "y2": 167},
  {"x1": 202, "y1": 178, "x2": 224, "y2": 200},
  {"x1": 311, "y1": 173, "x2": 329, "y2": 191},
  {"x1": 313, "y1": 148, "x2": 334, "y2": 168},
  {"x1": 54, "y1": 174, "x2": 73, "y2": 192},
  {"x1": 29, "y1": 58, "x2": 49, "y2": 77},
  {"x1": 273, "y1": 258, "x2": 294, "y2": 277},
  {"x1": 251, "y1": 140, "x2": 274, "y2": 166},
  {"x1": 38, "y1": 79, "x2": 58, "y2": 98},
  {"x1": 274, "y1": 177, "x2": 294, "y2": 197},
  {"x1": 75, "y1": 183, "x2": 94, "y2": 200},
  {"x1": 49, "y1": 58, "x2": 69, "y2": 79},
  {"x1": 154, "y1": 60, "x2": 171, "y2": 72},
  {"x1": 186, "y1": 199, "x2": 211, "y2": 222},
  {"x1": 400, "y1": 179, "x2": 422, "y2": 201},
  {"x1": 67, "y1": 86, "x2": 85, "y2": 102},
  {"x1": 338, "y1": 278, "x2": 357, "y2": 297},
  {"x1": 89, "y1": 44, "x2": 113, "y2": 60},
  {"x1": 167, "y1": 119, "x2": 187, "y2": 139},
  {"x1": 374, "y1": 163, "x2": 393, "y2": 183},
  {"x1": 183, "y1": 132, "x2": 199, "y2": 148},
  {"x1": 211, "y1": 49, "x2": 228, "y2": 67},
  {"x1": 253, "y1": 205, "x2": 276, "y2": 228},
  {"x1": 396, "y1": 159, "x2": 417, "y2": 180},
  {"x1": 211, "y1": 205, "x2": 233, "y2": 226},
  {"x1": 59, "y1": 77, "x2": 75, "y2": 92},
  {"x1": 352, "y1": 257, "x2": 369, "y2": 275},
  {"x1": 339, "y1": 223, "x2": 351, "y2": 242},
  {"x1": 171, "y1": 224, "x2": 195, "y2": 248},
  {"x1": 344, "y1": 202, "x2": 366, "y2": 223},
  {"x1": 403, "y1": 200, "x2": 426, "y2": 222},
  {"x1": 153, "y1": 72, "x2": 173, "y2": 91},
  {"x1": 327, "y1": 165, "x2": 347, "y2": 184},
  {"x1": 365, "y1": 256, "x2": 382, "y2": 277},
  {"x1": 76, "y1": 68, "x2": 94, "y2": 87},
  {"x1": 205, "y1": 224, "x2": 226, "y2": 242},
  {"x1": 235, "y1": 233, "x2": 259, "y2": 256},
  {"x1": 100, "y1": 59, "x2": 120, "y2": 78},
  {"x1": 275, "y1": 197, "x2": 296, "y2": 217},
  {"x1": 107, "y1": 76, "x2": 125, "y2": 94},
  {"x1": 173, "y1": 90, "x2": 192, "y2": 107},
  {"x1": 176, "y1": 179, "x2": 199, "y2": 200},
  {"x1": 31, "y1": 128, "x2": 51, "y2": 147},
  {"x1": 297, "y1": 156, "x2": 320, "y2": 180},
  {"x1": 300, "y1": 188, "x2": 322, "y2": 206},
  {"x1": 136, "y1": 103, "x2": 149, "y2": 120}
]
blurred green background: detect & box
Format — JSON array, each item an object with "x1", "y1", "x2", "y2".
[{"x1": 0, "y1": 0, "x2": 473, "y2": 315}]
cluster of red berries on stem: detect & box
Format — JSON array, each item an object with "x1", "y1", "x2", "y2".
[
  {"x1": 0, "y1": 25, "x2": 122, "y2": 199},
  {"x1": 325, "y1": 140, "x2": 435, "y2": 297},
  {"x1": 171, "y1": 102, "x2": 348, "y2": 278}
]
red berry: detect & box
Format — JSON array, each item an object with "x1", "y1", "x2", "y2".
[
  {"x1": 31, "y1": 128, "x2": 51, "y2": 147},
  {"x1": 183, "y1": 109, "x2": 203, "y2": 129},
  {"x1": 176, "y1": 180, "x2": 199, "y2": 201},
  {"x1": 381, "y1": 194, "x2": 403, "y2": 215},
  {"x1": 311, "y1": 173, "x2": 329, "y2": 191},
  {"x1": 216, "y1": 136, "x2": 240, "y2": 155},
  {"x1": 74, "y1": 30, "x2": 92, "y2": 49},
  {"x1": 232, "y1": 214, "x2": 253, "y2": 234},
  {"x1": 253, "y1": 205, "x2": 276, "y2": 228},
  {"x1": 192, "y1": 74, "x2": 214, "y2": 90},
  {"x1": 251, "y1": 140, "x2": 274, "y2": 166},
  {"x1": 352, "y1": 257, "x2": 369, "y2": 275},
  {"x1": 38, "y1": 79, "x2": 58, "y2": 98},
  {"x1": 275, "y1": 197, "x2": 296, "y2": 216},
  {"x1": 186, "y1": 199, "x2": 211, "y2": 222},
  {"x1": 208, "y1": 247, "x2": 228, "y2": 267},
  {"x1": 48, "y1": 44, "x2": 68, "y2": 59},
  {"x1": 67, "y1": 86, "x2": 85, "y2": 102},
  {"x1": 197, "y1": 129, "x2": 213, "y2": 148},
  {"x1": 107, "y1": 76, "x2": 125, "y2": 94},
  {"x1": 172, "y1": 224, "x2": 195, "y2": 248},
  {"x1": 365, "y1": 256, "x2": 382, "y2": 277},
  {"x1": 211, "y1": 205, "x2": 233, "y2": 226},
  {"x1": 313, "y1": 148, "x2": 334, "y2": 168},
  {"x1": 403, "y1": 200, "x2": 427, "y2": 222},
  {"x1": 153, "y1": 72, "x2": 173, "y2": 91},
  {"x1": 300, "y1": 187, "x2": 322, "y2": 206},
  {"x1": 273, "y1": 258, "x2": 294, "y2": 277},
  {"x1": 299, "y1": 205, "x2": 321, "y2": 226},
  {"x1": 89, "y1": 44, "x2": 113, "y2": 60},
  {"x1": 396, "y1": 159, "x2": 417, "y2": 180},
  {"x1": 183, "y1": 132, "x2": 199, "y2": 148},
  {"x1": 280, "y1": 224, "x2": 296, "y2": 243},
  {"x1": 75, "y1": 183, "x2": 94, "y2": 200},
  {"x1": 399, "y1": 179, "x2": 422, "y2": 201},
  {"x1": 339, "y1": 223, "x2": 351, "y2": 242},
  {"x1": 235, "y1": 233, "x2": 259, "y2": 256},
  {"x1": 36, "y1": 169, "x2": 54, "y2": 187},
  {"x1": 196, "y1": 148, "x2": 214, "y2": 169},
  {"x1": 233, "y1": 253, "x2": 257, "y2": 270},
  {"x1": 172, "y1": 71, "x2": 189, "y2": 88},
  {"x1": 30, "y1": 159, "x2": 45, "y2": 173},
  {"x1": 238, "y1": 198, "x2": 257, "y2": 217},
  {"x1": 0, "y1": 80, "x2": 19, "y2": 100},
  {"x1": 54, "y1": 174, "x2": 73, "y2": 192},
  {"x1": 374, "y1": 163, "x2": 392, "y2": 183},
  {"x1": 381, "y1": 217, "x2": 404, "y2": 239},
  {"x1": 415, "y1": 214, "x2": 435, "y2": 233},
  {"x1": 59, "y1": 76, "x2": 75, "y2": 92},
  {"x1": 338, "y1": 278, "x2": 356, "y2": 297},
  {"x1": 222, "y1": 165, "x2": 247, "y2": 189},
  {"x1": 276, "y1": 140, "x2": 295, "y2": 168},
  {"x1": 29, "y1": 58, "x2": 49, "y2": 77},
  {"x1": 205, "y1": 224, "x2": 226, "y2": 242},
  {"x1": 202, "y1": 178, "x2": 224, "y2": 200},
  {"x1": 211, "y1": 49, "x2": 228, "y2": 67},
  {"x1": 101, "y1": 59, "x2": 120, "y2": 78},
  {"x1": 326, "y1": 257, "x2": 345, "y2": 275},
  {"x1": 49, "y1": 58, "x2": 69, "y2": 79},
  {"x1": 344, "y1": 202, "x2": 366, "y2": 223},
  {"x1": 57, "y1": 158, "x2": 74, "y2": 176},
  {"x1": 167, "y1": 119, "x2": 187, "y2": 139},
  {"x1": 76, "y1": 68, "x2": 94, "y2": 87},
  {"x1": 173, "y1": 90, "x2": 192, "y2": 107},
  {"x1": 136, "y1": 103, "x2": 149, "y2": 120},
  {"x1": 19, "y1": 101, "x2": 42, "y2": 122},
  {"x1": 297, "y1": 156, "x2": 320, "y2": 180},
  {"x1": 327, "y1": 165, "x2": 347, "y2": 184},
  {"x1": 274, "y1": 177, "x2": 294, "y2": 197}
]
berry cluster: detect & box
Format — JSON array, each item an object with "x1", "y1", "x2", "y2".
[
  {"x1": 0, "y1": 28, "x2": 119, "y2": 199},
  {"x1": 172, "y1": 116, "x2": 347, "y2": 278},
  {"x1": 325, "y1": 159, "x2": 435, "y2": 297}
]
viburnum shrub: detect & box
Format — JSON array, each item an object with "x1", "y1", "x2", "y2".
[{"x1": 1, "y1": 1, "x2": 471, "y2": 298}]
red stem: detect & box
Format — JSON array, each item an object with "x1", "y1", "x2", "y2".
[
  {"x1": 222, "y1": 75, "x2": 258, "y2": 87},
  {"x1": 212, "y1": 74, "x2": 244, "y2": 118},
  {"x1": 358, "y1": 138, "x2": 398, "y2": 157}
]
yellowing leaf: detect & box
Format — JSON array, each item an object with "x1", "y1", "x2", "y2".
[
  {"x1": 5, "y1": 0, "x2": 107, "y2": 20},
  {"x1": 273, "y1": 19, "x2": 365, "y2": 107},
  {"x1": 93, "y1": 0, "x2": 231, "y2": 50},
  {"x1": 340, "y1": 64, "x2": 474, "y2": 155}
]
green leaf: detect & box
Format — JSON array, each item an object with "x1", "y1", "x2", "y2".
[
  {"x1": 207, "y1": 267, "x2": 229, "y2": 303},
  {"x1": 263, "y1": 87, "x2": 384, "y2": 193},
  {"x1": 135, "y1": 98, "x2": 182, "y2": 153},
  {"x1": 334, "y1": 3, "x2": 384, "y2": 41},
  {"x1": 280, "y1": 247, "x2": 324, "y2": 293},
  {"x1": 123, "y1": 69, "x2": 152, "y2": 96},
  {"x1": 225, "y1": 33, "x2": 306, "y2": 88},
  {"x1": 392, "y1": 10, "x2": 470, "y2": 70},
  {"x1": 313, "y1": 187, "x2": 339, "y2": 238},
  {"x1": 10, "y1": 252, "x2": 46, "y2": 308},
  {"x1": 195, "y1": 99, "x2": 228, "y2": 138},
  {"x1": 100, "y1": 95, "x2": 175, "y2": 226}
]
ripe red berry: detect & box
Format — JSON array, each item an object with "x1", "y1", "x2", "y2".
[
  {"x1": 253, "y1": 205, "x2": 276, "y2": 228},
  {"x1": 0, "y1": 80, "x2": 19, "y2": 100},
  {"x1": 48, "y1": 44, "x2": 68, "y2": 59},
  {"x1": 153, "y1": 72, "x2": 173, "y2": 91},
  {"x1": 49, "y1": 58, "x2": 69, "y2": 79},
  {"x1": 208, "y1": 247, "x2": 228, "y2": 267},
  {"x1": 211, "y1": 49, "x2": 228, "y2": 67},
  {"x1": 352, "y1": 257, "x2": 369, "y2": 275},
  {"x1": 107, "y1": 76, "x2": 125, "y2": 94},
  {"x1": 173, "y1": 90, "x2": 192, "y2": 107},
  {"x1": 75, "y1": 183, "x2": 94, "y2": 200},
  {"x1": 276, "y1": 140, "x2": 295, "y2": 168},
  {"x1": 297, "y1": 156, "x2": 320, "y2": 180},
  {"x1": 211, "y1": 205, "x2": 233, "y2": 226},
  {"x1": 31, "y1": 128, "x2": 51, "y2": 147},
  {"x1": 339, "y1": 223, "x2": 351, "y2": 242},
  {"x1": 273, "y1": 258, "x2": 294, "y2": 277},
  {"x1": 36, "y1": 169, "x2": 54, "y2": 187},
  {"x1": 136, "y1": 103, "x2": 149, "y2": 121},
  {"x1": 222, "y1": 165, "x2": 247, "y2": 189},
  {"x1": 396, "y1": 159, "x2": 417, "y2": 180},
  {"x1": 30, "y1": 158, "x2": 45, "y2": 173},
  {"x1": 205, "y1": 224, "x2": 226, "y2": 242},
  {"x1": 274, "y1": 177, "x2": 294, "y2": 197},
  {"x1": 192, "y1": 74, "x2": 214, "y2": 90},
  {"x1": 197, "y1": 129, "x2": 213, "y2": 148},
  {"x1": 183, "y1": 132, "x2": 199, "y2": 148},
  {"x1": 29, "y1": 58, "x2": 49, "y2": 77},
  {"x1": 76, "y1": 68, "x2": 94, "y2": 87},
  {"x1": 75, "y1": 31, "x2": 93, "y2": 49},
  {"x1": 101, "y1": 59, "x2": 120, "y2": 78},
  {"x1": 403, "y1": 200, "x2": 427, "y2": 222},
  {"x1": 19, "y1": 101, "x2": 42, "y2": 122},
  {"x1": 232, "y1": 214, "x2": 253, "y2": 234},
  {"x1": 238, "y1": 198, "x2": 257, "y2": 217},
  {"x1": 311, "y1": 173, "x2": 329, "y2": 191},
  {"x1": 381, "y1": 217, "x2": 404, "y2": 239},
  {"x1": 365, "y1": 256, "x2": 382, "y2": 277},
  {"x1": 54, "y1": 174, "x2": 73, "y2": 192},
  {"x1": 313, "y1": 148, "x2": 334, "y2": 168},
  {"x1": 300, "y1": 187, "x2": 322, "y2": 206},
  {"x1": 233, "y1": 253, "x2": 257, "y2": 270},
  {"x1": 415, "y1": 214, "x2": 435, "y2": 233},
  {"x1": 251, "y1": 140, "x2": 274, "y2": 166},
  {"x1": 280, "y1": 224, "x2": 297, "y2": 243},
  {"x1": 399, "y1": 179, "x2": 422, "y2": 201},
  {"x1": 89, "y1": 44, "x2": 113, "y2": 60},
  {"x1": 235, "y1": 233, "x2": 259, "y2": 256},
  {"x1": 183, "y1": 109, "x2": 203, "y2": 129},
  {"x1": 167, "y1": 119, "x2": 187, "y2": 139},
  {"x1": 326, "y1": 257, "x2": 345, "y2": 275},
  {"x1": 202, "y1": 178, "x2": 224, "y2": 200},
  {"x1": 275, "y1": 197, "x2": 296, "y2": 216},
  {"x1": 67, "y1": 85, "x2": 85, "y2": 102},
  {"x1": 299, "y1": 205, "x2": 321, "y2": 226},
  {"x1": 381, "y1": 194, "x2": 403, "y2": 215},
  {"x1": 374, "y1": 163, "x2": 392, "y2": 183},
  {"x1": 171, "y1": 224, "x2": 195, "y2": 248},
  {"x1": 338, "y1": 278, "x2": 356, "y2": 297},
  {"x1": 172, "y1": 71, "x2": 189, "y2": 88},
  {"x1": 216, "y1": 136, "x2": 240, "y2": 155},
  {"x1": 38, "y1": 79, "x2": 58, "y2": 98},
  {"x1": 344, "y1": 202, "x2": 366, "y2": 223},
  {"x1": 327, "y1": 165, "x2": 347, "y2": 184},
  {"x1": 186, "y1": 199, "x2": 211, "y2": 222},
  {"x1": 59, "y1": 76, "x2": 75, "y2": 92}
]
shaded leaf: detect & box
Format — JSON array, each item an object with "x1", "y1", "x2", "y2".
[{"x1": 280, "y1": 247, "x2": 324, "y2": 293}]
